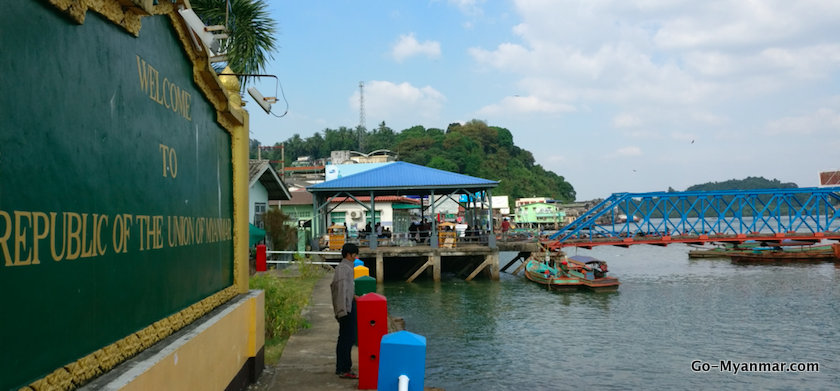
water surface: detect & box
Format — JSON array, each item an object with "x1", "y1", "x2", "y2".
[{"x1": 381, "y1": 245, "x2": 840, "y2": 390}]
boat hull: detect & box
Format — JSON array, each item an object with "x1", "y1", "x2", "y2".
[
  {"x1": 730, "y1": 249, "x2": 839, "y2": 264},
  {"x1": 524, "y1": 259, "x2": 619, "y2": 291}
]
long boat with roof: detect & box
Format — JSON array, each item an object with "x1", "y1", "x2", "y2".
[{"x1": 524, "y1": 255, "x2": 619, "y2": 292}]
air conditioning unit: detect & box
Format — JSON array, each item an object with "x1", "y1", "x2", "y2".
[{"x1": 350, "y1": 210, "x2": 359, "y2": 219}]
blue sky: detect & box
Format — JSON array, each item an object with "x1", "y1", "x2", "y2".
[{"x1": 245, "y1": 0, "x2": 840, "y2": 200}]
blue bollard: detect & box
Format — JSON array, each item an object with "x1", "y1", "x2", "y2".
[{"x1": 377, "y1": 331, "x2": 426, "y2": 391}]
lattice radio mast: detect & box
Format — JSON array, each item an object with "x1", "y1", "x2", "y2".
[
  {"x1": 358, "y1": 81, "x2": 366, "y2": 130},
  {"x1": 358, "y1": 81, "x2": 366, "y2": 151}
]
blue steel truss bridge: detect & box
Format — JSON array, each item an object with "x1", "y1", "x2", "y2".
[{"x1": 545, "y1": 187, "x2": 840, "y2": 250}]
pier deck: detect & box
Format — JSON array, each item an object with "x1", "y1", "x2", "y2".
[{"x1": 321, "y1": 244, "x2": 505, "y2": 282}]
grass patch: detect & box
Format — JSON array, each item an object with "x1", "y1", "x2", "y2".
[{"x1": 249, "y1": 258, "x2": 325, "y2": 365}]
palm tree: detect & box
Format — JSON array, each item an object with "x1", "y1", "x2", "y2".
[{"x1": 190, "y1": 0, "x2": 277, "y2": 87}]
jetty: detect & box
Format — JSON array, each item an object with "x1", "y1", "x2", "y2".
[
  {"x1": 315, "y1": 241, "x2": 540, "y2": 283},
  {"x1": 302, "y1": 162, "x2": 544, "y2": 282}
]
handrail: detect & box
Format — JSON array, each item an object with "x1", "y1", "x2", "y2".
[{"x1": 547, "y1": 187, "x2": 840, "y2": 247}]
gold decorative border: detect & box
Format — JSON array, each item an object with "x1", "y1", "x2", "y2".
[
  {"x1": 25, "y1": 1, "x2": 252, "y2": 390},
  {"x1": 21, "y1": 286, "x2": 240, "y2": 391},
  {"x1": 45, "y1": 0, "x2": 150, "y2": 36}
]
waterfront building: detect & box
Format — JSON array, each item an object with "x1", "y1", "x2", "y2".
[
  {"x1": 308, "y1": 161, "x2": 498, "y2": 250},
  {"x1": 248, "y1": 160, "x2": 291, "y2": 230},
  {"x1": 275, "y1": 190, "x2": 315, "y2": 227},
  {"x1": 325, "y1": 162, "x2": 393, "y2": 181},
  {"x1": 325, "y1": 195, "x2": 421, "y2": 233},
  {"x1": 514, "y1": 199, "x2": 566, "y2": 230},
  {"x1": 459, "y1": 194, "x2": 510, "y2": 227}
]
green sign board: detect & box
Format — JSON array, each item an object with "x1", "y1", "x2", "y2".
[{"x1": 1, "y1": 3, "x2": 234, "y2": 389}]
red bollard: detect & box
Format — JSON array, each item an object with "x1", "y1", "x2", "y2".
[
  {"x1": 356, "y1": 293, "x2": 388, "y2": 390},
  {"x1": 256, "y1": 244, "x2": 267, "y2": 272}
]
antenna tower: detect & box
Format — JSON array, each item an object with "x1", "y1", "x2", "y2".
[
  {"x1": 358, "y1": 81, "x2": 366, "y2": 130},
  {"x1": 358, "y1": 81, "x2": 366, "y2": 151}
]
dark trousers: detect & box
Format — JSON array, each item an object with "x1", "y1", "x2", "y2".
[{"x1": 336, "y1": 300, "x2": 357, "y2": 374}]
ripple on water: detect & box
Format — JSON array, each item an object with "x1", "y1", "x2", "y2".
[{"x1": 381, "y1": 248, "x2": 840, "y2": 390}]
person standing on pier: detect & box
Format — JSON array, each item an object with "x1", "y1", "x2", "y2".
[
  {"x1": 501, "y1": 218, "x2": 511, "y2": 241},
  {"x1": 331, "y1": 243, "x2": 359, "y2": 379}
]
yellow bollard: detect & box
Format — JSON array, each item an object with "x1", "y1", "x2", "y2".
[{"x1": 354, "y1": 265, "x2": 370, "y2": 279}]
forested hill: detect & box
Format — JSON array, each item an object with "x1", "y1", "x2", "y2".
[
  {"x1": 677, "y1": 177, "x2": 799, "y2": 192},
  {"x1": 251, "y1": 120, "x2": 576, "y2": 202}
]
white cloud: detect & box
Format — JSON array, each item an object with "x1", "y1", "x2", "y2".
[
  {"x1": 350, "y1": 81, "x2": 446, "y2": 126},
  {"x1": 670, "y1": 132, "x2": 695, "y2": 143},
  {"x1": 615, "y1": 146, "x2": 643, "y2": 157},
  {"x1": 471, "y1": 0, "x2": 840, "y2": 100},
  {"x1": 652, "y1": 2, "x2": 840, "y2": 50},
  {"x1": 613, "y1": 113, "x2": 642, "y2": 128},
  {"x1": 476, "y1": 95, "x2": 575, "y2": 116},
  {"x1": 766, "y1": 108, "x2": 840, "y2": 135},
  {"x1": 447, "y1": 0, "x2": 485, "y2": 17},
  {"x1": 392, "y1": 33, "x2": 441, "y2": 62},
  {"x1": 547, "y1": 154, "x2": 566, "y2": 163}
]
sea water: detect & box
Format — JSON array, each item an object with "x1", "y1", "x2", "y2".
[{"x1": 380, "y1": 245, "x2": 840, "y2": 390}]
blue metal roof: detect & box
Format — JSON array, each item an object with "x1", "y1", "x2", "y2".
[{"x1": 307, "y1": 161, "x2": 498, "y2": 193}]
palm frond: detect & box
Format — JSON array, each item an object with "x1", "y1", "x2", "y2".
[{"x1": 191, "y1": 0, "x2": 278, "y2": 87}]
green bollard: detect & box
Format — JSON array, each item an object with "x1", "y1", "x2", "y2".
[{"x1": 355, "y1": 275, "x2": 376, "y2": 296}]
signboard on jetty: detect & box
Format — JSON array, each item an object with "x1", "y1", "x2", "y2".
[
  {"x1": 819, "y1": 170, "x2": 840, "y2": 186},
  {"x1": 0, "y1": 2, "x2": 242, "y2": 389}
]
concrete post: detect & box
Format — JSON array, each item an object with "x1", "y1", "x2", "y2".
[
  {"x1": 432, "y1": 253, "x2": 441, "y2": 282},
  {"x1": 376, "y1": 252, "x2": 384, "y2": 283}
]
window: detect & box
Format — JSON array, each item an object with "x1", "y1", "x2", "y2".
[
  {"x1": 331, "y1": 211, "x2": 346, "y2": 224},
  {"x1": 365, "y1": 211, "x2": 382, "y2": 223},
  {"x1": 254, "y1": 202, "x2": 267, "y2": 228}
]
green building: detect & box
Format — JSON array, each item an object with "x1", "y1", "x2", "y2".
[{"x1": 514, "y1": 201, "x2": 566, "y2": 230}]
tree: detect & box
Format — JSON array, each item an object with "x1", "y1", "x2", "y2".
[
  {"x1": 191, "y1": 0, "x2": 277, "y2": 87},
  {"x1": 262, "y1": 119, "x2": 577, "y2": 202},
  {"x1": 263, "y1": 209, "x2": 296, "y2": 250}
]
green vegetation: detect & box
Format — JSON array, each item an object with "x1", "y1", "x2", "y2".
[
  {"x1": 249, "y1": 259, "x2": 325, "y2": 364},
  {"x1": 650, "y1": 176, "x2": 814, "y2": 218},
  {"x1": 263, "y1": 208, "x2": 296, "y2": 250},
  {"x1": 680, "y1": 176, "x2": 799, "y2": 192},
  {"x1": 252, "y1": 120, "x2": 576, "y2": 203},
  {"x1": 191, "y1": 0, "x2": 277, "y2": 86}
]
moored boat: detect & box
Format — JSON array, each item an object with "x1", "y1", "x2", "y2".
[
  {"x1": 688, "y1": 242, "x2": 760, "y2": 258},
  {"x1": 688, "y1": 240, "x2": 826, "y2": 259},
  {"x1": 729, "y1": 243, "x2": 840, "y2": 264},
  {"x1": 524, "y1": 255, "x2": 619, "y2": 292}
]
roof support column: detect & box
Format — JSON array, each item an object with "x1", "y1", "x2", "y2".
[
  {"x1": 488, "y1": 190, "x2": 496, "y2": 249},
  {"x1": 370, "y1": 191, "x2": 377, "y2": 250},
  {"x1": 430, "y1": 190, "x2": 438, "y2": 248},
  {"x1": 311, "y1": 193, "x2": 321, "y2": 250}
]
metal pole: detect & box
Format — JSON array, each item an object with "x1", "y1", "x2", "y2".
[
  {"x1": 311, "y1": 193, "x2": 320, "y2": 250},
  {"x1": 370, "y1": 191, "x2": 377, "y2": 250},
  {"x1": 430, "y1": 190, "x2": 438, "y2": 248},
  {"x1": 488, "y1": 190, "x2": 496, "y2": 248}
]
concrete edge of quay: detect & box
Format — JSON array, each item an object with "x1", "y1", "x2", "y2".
[{"x1": 250, "y1": 271, "x2": 445, "y2": 391}]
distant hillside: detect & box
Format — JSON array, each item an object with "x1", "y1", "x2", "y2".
[
  {"x1": 251, "y1": 120, "x2": 576, "y2": 203},
  {"x1": 656, "y1": 176, "x2": 808, "y2": 218},
  {"x1": 682, "y1": 176, "x2": 798, "y2": 192}
]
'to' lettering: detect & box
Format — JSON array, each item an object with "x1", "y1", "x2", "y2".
[{"x1": 159, "y1": 144, "x2": 177, "y2": 178}]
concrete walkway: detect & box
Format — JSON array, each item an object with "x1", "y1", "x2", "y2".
[
  {"x1": 250, "y1": 272, "x2": 360, "y2": 391},
  {"x1": 249, "y1": 271, "x2": 443, "y2": 391}
]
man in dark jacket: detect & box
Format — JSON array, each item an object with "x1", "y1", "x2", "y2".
[{"x1": 331, "y1": 243, "x2": 359, "y2": 379}]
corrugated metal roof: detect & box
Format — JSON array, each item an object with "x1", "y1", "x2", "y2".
[
  {"x1": 329, "y1": 196, "x2": 420, "y2": 204},
  {"x1": 307, "y1": 161, "x2": 498, "y2": 192},
  {"x1": 249, "y1": 160, "x2": 291, "y2": 200}
]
